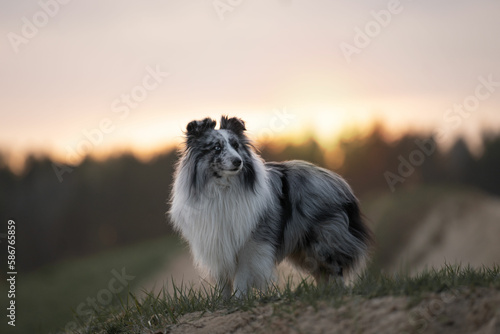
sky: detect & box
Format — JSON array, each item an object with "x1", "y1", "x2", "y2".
[{"x1": 1, "y1": 0, "x2": 500, "y2": 170}]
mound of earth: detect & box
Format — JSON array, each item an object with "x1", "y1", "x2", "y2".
[
  {"x1": 134, "y1": 187, "x2": 500, "y2": 334},
  {"x1": 156, "y1": 288, "x2": 500, "y2": 334}
]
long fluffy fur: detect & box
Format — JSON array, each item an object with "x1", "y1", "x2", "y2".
[{"x1": 169, "y1": 116, "x2": 372, "y2": 298}]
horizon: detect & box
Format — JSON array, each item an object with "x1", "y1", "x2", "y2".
[{"x1": 1, "y1": 118, "x2": 495, "y2": 177}]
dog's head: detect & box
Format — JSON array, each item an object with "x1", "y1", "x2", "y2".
[{"x1": 184, "y1": 116, "x2": 253, "y2": 178}]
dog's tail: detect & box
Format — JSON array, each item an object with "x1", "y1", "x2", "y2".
[
  {"x1": 345, "y1": 201, "x2": 373, "y2": 247},
  {"x1": 343, "y1": 200, "x2": 374, "y2": 268}
]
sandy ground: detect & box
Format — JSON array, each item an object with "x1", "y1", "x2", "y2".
[
  {"x1": 392, "y1": 193, "x2": 500, "y2": 274},
  {"x1": 149, "y1": 287, "x2": 500, "y2": 334}
]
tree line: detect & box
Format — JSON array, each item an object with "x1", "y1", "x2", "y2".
[{"x1": 1, "y1": 128, "x2": 499, "y2": 272}]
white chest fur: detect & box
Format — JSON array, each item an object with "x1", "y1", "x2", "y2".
[{"x1": 170, "y1": 173, "x2": 272, "y2": 278}]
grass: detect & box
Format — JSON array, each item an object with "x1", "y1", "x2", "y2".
[
  {"x1": 0, "y1": 235, "x2": 182, "y2": 334},
  {"x1": 70, "y1": 264, "x2": 500, "y2": 334}
]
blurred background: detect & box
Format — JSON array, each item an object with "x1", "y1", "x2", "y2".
[{"x1": 1, "y1": 0, "x2": 500, "y2": 332}]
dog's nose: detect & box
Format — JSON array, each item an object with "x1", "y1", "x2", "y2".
[{"x1": 232, "y1": 157, "x2": 242, "y2": 167}]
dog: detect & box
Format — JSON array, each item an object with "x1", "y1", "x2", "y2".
[{"x1": 169, "y1": 116, "x2": 372, "y2": 298}]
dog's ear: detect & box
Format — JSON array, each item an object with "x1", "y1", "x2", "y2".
[
  {"x1": 220, "y1": 116, "x2": 246, "y2": 136},
  {"x1": 186, "y1": 118, "x2": 216, "y2": 139}
]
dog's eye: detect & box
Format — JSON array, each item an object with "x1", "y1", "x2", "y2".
[
  {"x1": 214, "y1": 144, "x2": 221, "y2": 152},
  {"x1": 231, "y1": 142, "x2": 239, "y2": 149}
]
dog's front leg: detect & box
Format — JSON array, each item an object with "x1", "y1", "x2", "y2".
[
  {"x1": 233, "y1": 269, "x2": 250, "y2": 298},
  {"x1": 234, "y1": 240, "x2": 276, "y2": 298},
  {"x1": 215, "y1": 275, "x2": 233, "y2": 300}
]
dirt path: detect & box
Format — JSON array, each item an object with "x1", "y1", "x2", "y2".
[
  {"x1": 392, "y1": 193, "x2": 500, "y2": 274},
  {"x1": 157, "y1": 288, "x2": 500, "y2": 334}
]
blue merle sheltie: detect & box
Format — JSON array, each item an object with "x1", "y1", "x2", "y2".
[{"x1": 169, "y1": 116, "x2": 372, "y2": 298}]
